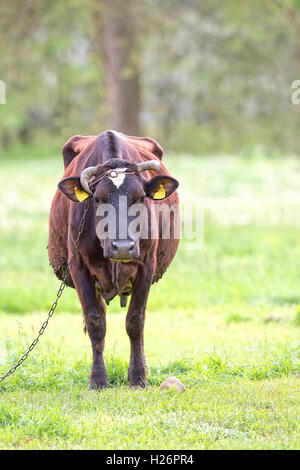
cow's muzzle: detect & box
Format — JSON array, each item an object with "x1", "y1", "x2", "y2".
[{"x1": 105, "y1": 239, "x2": 139, "y2": 262}]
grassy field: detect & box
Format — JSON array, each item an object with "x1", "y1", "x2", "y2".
[{"x1": 0, "y1": 145, "x2": 299, "y2": 449}]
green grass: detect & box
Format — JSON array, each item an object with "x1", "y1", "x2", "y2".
[{"x1": 0, "y1": 145, "x2": 299, "y2": 449}]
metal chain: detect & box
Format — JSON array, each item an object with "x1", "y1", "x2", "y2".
[{"x1": 0, "y1": 199, "x2": 90, "y2": 383}]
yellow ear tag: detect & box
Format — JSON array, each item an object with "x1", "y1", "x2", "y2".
[
  {"x1": 153, "y1": 184, "x2": 166, "y2": 200},
  {"x1": 74, "y1": 186, "x2": 89, "y2": 202}
]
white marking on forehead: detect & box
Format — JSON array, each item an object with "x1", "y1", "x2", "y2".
[{"x1": 108, "y1": 168, "x2": 127, "y2": 188}]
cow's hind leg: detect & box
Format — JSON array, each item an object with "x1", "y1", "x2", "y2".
[
  {"x1": 70, "y1": 261, "x2": 108, "y2": 390},
  {"x1": 125, "y1": 262, "x2": 154, "y2": 389}
]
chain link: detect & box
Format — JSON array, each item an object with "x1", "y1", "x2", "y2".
[{"x1": 0, "y1": 199, "x2": 90, "y2": 383}]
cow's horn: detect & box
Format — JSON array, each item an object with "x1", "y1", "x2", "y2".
[
  {"x1": 137, "y1": 160, "x2": 161, "y2": 173},
  {"x1": 80, "y1": 166, "x2": 97, "y2": 194}
]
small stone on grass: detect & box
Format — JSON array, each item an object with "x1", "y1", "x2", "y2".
[{"x1": 159, "y1": 376, "x2": 186, "y2": 392}]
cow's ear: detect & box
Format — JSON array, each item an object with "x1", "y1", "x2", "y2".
[
  {"x1": 145, "y1": 175, "x2": 179, "y2": 200},
  {"x1": 58, "y1": 177, "x2": 91, "y2": 202}
]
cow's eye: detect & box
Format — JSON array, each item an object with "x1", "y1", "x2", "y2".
[
  {"x1": 140, "y1": 195, "x2": 146, "y2": 203},
  {"x1": 93, "y1": 196, "x2": 101, "y2": 204}
]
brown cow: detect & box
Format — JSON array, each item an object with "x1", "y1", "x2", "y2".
[{"x1": 48, "y1": 130, "x2": 180, "y2": 389}]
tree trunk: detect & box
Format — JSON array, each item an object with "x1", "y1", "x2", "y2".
[{"x1": 95, "y1": 0, "x2": 141, "y2": 136}]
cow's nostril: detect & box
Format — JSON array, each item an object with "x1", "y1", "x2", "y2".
[{"x1": 111, "y1": 241, "x2": 118, "y2": 250}]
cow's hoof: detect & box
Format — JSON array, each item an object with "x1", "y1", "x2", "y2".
[
  {"x1": 129, "y1": 379, "x2": 150, "y2": 390},
  {"x1": 90, "y1": 376, "x2": 109, "y2": 391},
  {"x1": 90, "y1": 382, "x2": 109, "y2": 391}
]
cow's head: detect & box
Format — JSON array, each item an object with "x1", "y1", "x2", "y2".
[{"x1": 58, "y1": 159, "x2": 178, "y2": 262}]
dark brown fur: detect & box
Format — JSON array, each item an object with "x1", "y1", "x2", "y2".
[{"x1": 48, "y1": 131, "x2": 179, "y2": 389}]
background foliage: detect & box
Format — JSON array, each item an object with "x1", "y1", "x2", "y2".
[{"x1": 1, "y1": 0, "x2": 300, "y2": 153}]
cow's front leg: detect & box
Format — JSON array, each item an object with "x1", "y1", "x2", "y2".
[
  {"x1": 126, "y1": 261, "x2": 154, "y2": 388},
  {"x1": 70, "y1": 258, "x2": 108, "y2": 390}
]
